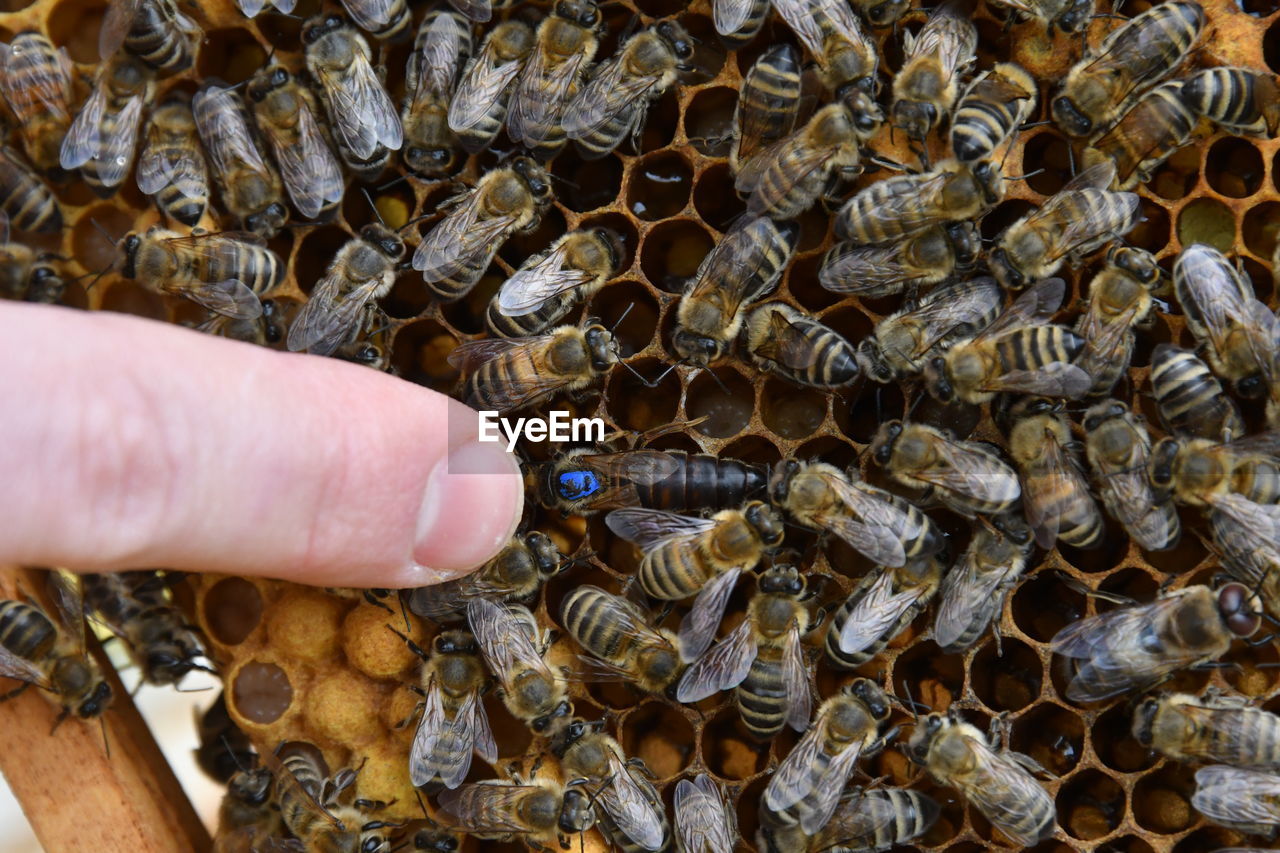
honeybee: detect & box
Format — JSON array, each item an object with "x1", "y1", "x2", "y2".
[
  {"x1": 561, "y1": 585, "x2": 683, "y2": 694},
  {"x1": 675, "y1": 774, "x2": 737, "y2": 853},
  {"x1": 677, "y1": 565, "x2": 816, "y2": 740},
  {"x1": 905, "y1": 711, "x2": 1056, "y2": 846},
  {"x1": 1134, "y1": 690, "x2": 1280, "y2": 769},
  {"x1": 466, "y1": 598, "x2": 572, "y2": 735},
  {"x1": 986, "y1": 0, "x2": 1094, "y2": 34},
  {"x1": 98, "y1": 0, "x2": 198, "y2": 72},
  {"x1": 1051, "y1": 0, "x2": 1206, "y2": 138},
  {"x1": 81, "y1": 571, "x2": 207, "y2": 687},
  {"x1": 197, "y1": 297, "x2": 287, "y2": 347},
  {"x1": 1192, "y1": 765, "x2": 1280, "y2": 838},
  {"x1": 246, "y1": 65, "x2": 345, "y2": 223},
  {"x1": 536, "y1": 447, "x2": 767, "y2": 515},
  {"x1": 303, "y1": 15, "x2": 404, "y2": 180},
  {"x1": 414, "y1": 156, "x2": 553, "y2": 301},
  {"x1": 1074, "y1": 246, "x2": 1161, "y2": 396},
  {"x1": 0, "y1": 146, "x2": 60, "y2": 233},
  {"x1": 891, "y1": 0, "x2": 977, "y2": 141},
  {"x1": 135, "y1": 94, "x2": 209, "y2": 227},
  {"x1": 286, "y1": 224, "x2": 403, "y2": 356},
  {"x1": 1053, "y1": 583, "x2": 1261, "y2": 702},
  {"x1": 1005, "y1": 395, "x2": 1104, "y2": 549},
  {"x1": 991, "y1": 161, "x2": 1140, "y2": 290},
  {"x1": 759, "y1": 787, "x2": 941, "y2": 853},
  {"x1": 1149, "y1": 431, "x2": 1280, "y2": 511},
  {"x1": 339, "y1": 0, "x2": 410, "y2": 41},
  {"x1": 672, "y1": 215, "x2": 798, "y2": 366},
  {"x1": 1082, "y1": 80, "x2": 1197, "y2": 191},
  {"x1": 121, "y1": 227, "x2": 280, "y2": 319},
  {"x1": 1150, "y1": 344, "x2": 1244, "y2": 441},
  {"x1": 193, "y1": 81, "x2": 287, "y2": 237},
  {"x1": 1084, "y1": 400, "x2": 1181, "y2": 551},
  {"x1": 564, "y1": 21, "x2": 692, "y2": 160},
  {"x1": 0, "y1": 572, "x2": 113, "y2": 724},
  {"x1": 1183, "y1": 67, "x2": 1280, "y2": 136},
  {"x1": 762, "y1": 679, "x2": 892, "y2": 834},
  {"x1": 194, "y1": 691, "x2": 254, "y2": 784},
  {"x1": 400, "y1": 10, "x2": 471, "y2": 178},
  {"x1": 487, "y1": 227, "x2": 622, "y2": 337},
  {"x1": 731, "y1": 45, "x2": 801, "y2": 176},
  {"x1": 737, "y1": 96, "x2": 882, "y2": 220},
  {"x1": 821, "y1": 222, "x2": 980, "y2": 299},
  {"x1": 437, "y1": 777, "x2": 597, "y2": 849},
  {"x1": 448, "y1": 320, "x2": 618, "y2": 414},
  {"x1": 235, "y1": 0, "x2": 297, "y2": 18},
  {"x1": 0, "y1": 32, "x2": 72, "y2": 171},
  {"x1": 406, "y1": 531, "x2": 563, "y2": 622},
  {"x1": 836, "y1": 158, "x2": 1004, "y2": 245},
  {"x1": 774, "y1": 0, "x2": 878, "y2": 96},
  {"x1": 60, "y1": 55, "x2": 153, "y2": 196},
  {"x1": 825, "y1": 554, "x2": 945, "y2": 668},
  {"x1": 933, "y1": 513, "x2": 1034, "y2": 653},
  {"x1": 269, "y1": 745, "x2": 395, "y2": 853},
  {"x1": 951, "y1": 62, "x2": 1038, "y2": 163},
  {"x1": 448, "y1": 21, "x2": 536, "y2": 154},
  {"x1": 770, "y1": 459, "x2": 945, "y2": 568},
  {"x1": 743, "y1": 302, "x2": 859, "y2": 389},
  {"x1": 553, "y1": 720, "x2": 671, "y2": 851},
  {"x1": 0, "y1": 233, "x2": 64, "y2": 303},
  {"x1": 395, "y1": 629, "x2": 495, "y2": 790},
  {"x1": 214, "y1": 766, "x2": 288, "y2": 853},
  {"x1": 1174, "y1": 243, "x2": 1280, "y2": 401},
  {"x1": 871, "y1": 419, "x2": 1021, "y2": 517},
  {"x1": 507, "y1": 0, "x2": 602, "y2": 158}
]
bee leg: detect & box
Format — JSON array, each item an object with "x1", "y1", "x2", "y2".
[
  {"x1": 0, "y1": 680, "x2": 32, "y2": 703},
  {"x1": 1008, "y1": 748, "x2": 1056, "y2": 779},
  {"x1": 804, "y1": 607, "x2": 827, "y2": 635},
  {"x1": 48, "y1": 706, "x2": 71, "y2": 735},
  {"x1": 986, "y1": 710, "x2": 1011, "y2": 750},
  {"x1": 362, "y1": 588, "x2": 395, "y2": 614},
  {"x1": 625, "y1": 756, "x2": 656, "y2": 779}
]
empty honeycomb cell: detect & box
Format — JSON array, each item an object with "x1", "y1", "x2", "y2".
[
  {"x1": 595, "y1": 516, "x2": 642, "y2": 579},
  {"x1": 254, "y1": 9, "x2": 305, "y2": 52},
  {"x1": 719, "y1": 434, "x2": 783, "y2": 468},
  {"x1": 627, "y1": 152, "x2": 694, "y2": 220},
  {"x1": 198, "y1": 28, "x2": 268, "y2": 85},
  {"x1": 1098, "y1": 567, "x2": 1159, "y2": 609},
  {"x1": 640, "y1": 89, "x2": 681, "y2": 154},
  {"x1": 786, "y1": 253, "x2": 842, "y2": 312},
  {"x1": 891, "y1": 640, "x2": 966, "y2": 711},
  {"x1": 1241, "y1": 255, "x2": 1273, "y2": 302},
  {"x1": 684, "y1": 88, "x2": 737, "y2": 159},
  {"x1": 341, "y1": 603, "x2": 425, "y2": 681},
  {"x1": 701, "y1": 705, "x2": 770, "y2": 779},
  {"x1": 49, "y1": 175, "x2": 99, "y2": 208},
  {"x1": 1059, "y1": 518, "x2": 1131, "y2": 574},
  {"x1": 1128, "y1": 197, "x2": 1172, "y2": 253},
  {"x1": 304, "y1": 669, "x2": 384, "y2": 746},
  {"x1": 380, "y1": 271, "x2": 434, "y2": 320},
  {"x1": 793, "y1": 434, "x2": 860, "y2": 470},
  {"x1": 686, "y1": 367, "x2": 755, "y2": 438},
  {"x1": 1177, "y1": 197, "x2": 1238, "y2": 252},
  {"x1": 578, "y1": 211, "x2": 639, "y2": 272},
  {"x1": 100, "y1": 281, "x2": 166, "y2": 320},
  {"x1": 681, "y1": 15, "x2": 728, "y2": 84},
  {"x1": 639, "y1": 218, "x2": 713, "y2": 293},
  {"x1": 759, "y1": 378, "x2": 827, "y2": 439},
  {"x1": 72, "y1": 204, "x2": 132, "y2": 275},
  {"x1": 264, "y1": 590, "x2": 346, "y2": 664},
  {"x1": 1205, "y1": 137, "x2": 1265, "y2": 198},
  {"x1": 202, "y1": 577, "x2": 264, "y2": 645},
  {"x1": 1022, "y1": 131, "x2": 1075, "y2": 196},
  {"x1": 388, "y1": 319, "x2": 457, "y2": 392},
  {"x1": 230, "y1": 660, "x2": 293, "y2": 725},
  {"x1": 619, "y1": 702, "x2": 695, "y2": 780},
  {"x1": 47, "y1": 0, "x2": 106, "y2": 63},
  {"x1": 1058, "y1": 768, "x2": 1126, "y2": 840},
  {"x1": 585, "y1": 677, "x2": 642, "y2": 712},
  {"x1": 980, "y1": 198, "x2": 1037, "y2": 242},
  {"x1": 605, "y1": 356, "x2": 680, "y2": 431},
  {"x1": 1133, "y1": 764, "x2": 1197, "y2": 833},
  {"x1": 1011, "y1": 571, "x2": 1087, "y2": 642},
  {"x1": 294, "y1": 225, "x2": 349, "y2": 294},
  {"x1": 691, "y1": 162, "x2": 741, "y2": 231},
  {"x1": 551, "y1": 149, "x2": 625, "y2": 213},
  {"x1": 1151, "y1": 146, "x2": 1202, "y2": 201},
  {"x1": 970, "y1": 637, "x2": 1042, "y2": 712},
  {"x1": 732, "y1": 774, "x2": 769, "y2": 847},
  {"x1": 588, "y1": 280, "x2": 657, "y2": 355},
  {"x1": 1010, "y1": 703, "x2": 1084, "y2": 777},
  {"x1": 1242, "y1": 200, "x2": 1280, "y2": 258},
  {"x1": 795, "y1": 204, "x2": 834, "y2": 253}
]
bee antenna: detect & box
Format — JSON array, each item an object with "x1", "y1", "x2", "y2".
[
  {"x1": 100, "y1": 716, "x2": 110, "y2": 758},
  {"x1": 221, "y1": 733, "x2": 251, "y2": 773},
  {"x1": 608, "y1": 301, "x2": 636, "y2": 334},
  {"x1": 362, "y1": 187, "x2": 388, "y2": 227},
  {"x1": 89, "y1": 217, "x2": 117, "y2": 244},
  {"x1": 377, "y1": 175, "x2": 409, "y2": 193},
  {"x1": 551, "y1": 172, "x2": 580, "y2": 191},
  {"x1": 1004, "y1": 168, "x2": 1045, "y2": 182},
  {"x1": 173, "y1": 681, "x2": 214, "y2": 693},
  {"x1": 868, "y1": 154, "x2": 907, "y2": 173},
  {"x1": 618, "y1": 358, "x2": 664, "y2": 389}
]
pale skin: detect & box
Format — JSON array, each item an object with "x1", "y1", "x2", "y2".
[{"x1": 0, "y1": 302, "x2": 525, "y2": 588}]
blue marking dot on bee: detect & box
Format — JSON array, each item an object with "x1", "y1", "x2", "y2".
[{"x1": 557, "y1": 470, "x2": 603, "y2": 501}]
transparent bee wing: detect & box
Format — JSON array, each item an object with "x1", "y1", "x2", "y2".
[
  {"x1": 271, "y1": 0, "x2": 297, "y2": 12},
  {"x1": 0, "y1": 36, "x2": 71, "y2": 122},
  {"x1": 933, "y1": 553, "x2": 1006, "y2": 650},
  {"x1": 508, "y1": 45, "x2": 589, "y2": 146},
  {"x1": 410, "y1": 13, "x2": 469, "y2": 113},
  {"x1": 819, "y1": 244, "x2": 922, "y2": 296},
  {"x1": 1211, "y1": 492, "x2": 1280, "y2": 551},
  {"x1": 467, "y1": 598, "x2": 557, "y2": 687},
  {"x1": 675, "y1": 619, "x2": 757, "y2": 703},
  {"x1": 47, "y1": 570, "x2": 87, "y2": 650},
  {"x1": 713, "y1": 0, "x2": 756, "y2": 35},
  {"x1": 411, "y1": 679, "x2": 470, "y2": 788},
  {"x1": 581, "y1": 451, "x2": 681, "y2": 487},
  {"x1": 260, "y1": 748, "x2": 345, "y2": 830},
  {"x1": 824, "y1": 474, "x2": 921, "y2": 567},
  {"x1": 448, "y1": 0, "x2": 492, "y2": 21},
  {"x1": 60, "y1": 84, "x2": 107, "y2": 170},
  {"x1": 745, "y1": 139, "x2": 839, "y2": 217},
  {"x1": 1059, "y1": 159, "x2": 1117, "y2": 193},
  {"x1": 413, "y1": 190, "x2": 517, "y2": 280},
  {"x1": 268, "y1": 104, "x2": 344, "y2": 220},
  {"x1": 341, "y1": 0, "x2": 398, "y2": 32},
  {"x1": 674, "y1": 775, "x2": 736, "y2": 853},
  {"x1": 986, "y1": 362, "x2": 1093, "y2": 399},
  {"x1": 837, "y1": 570, "x2": 921, "y2": 655},
  {"x1": 599, "y1": 754, "x2": 667, "y2": 851},
  {"x1": 678, "y1": 566, "x2": 743, "y2": 662},
  {"x1": 960, "y1": 746, "x2": 1055, "y2": 846},
  {"x1": 972, "y1": 276, "x2": 1067, "y2": 342},
  {"x1": 497, "y1": 241, "x2": 593, "y2": 315},
  {"x1": 564, "y1": 54, "x2": 660, "y2": 140},
  {"x1": 194, "y1": 85, "x2": 272, "y2": 180},
  {"x1": 99, "y1": 0, "x2": 144, "y2": 61},
  {"x1": 817, "y1": 791, "x2": 901, "y2": 848},
  {"x1": 771, "y1": 0, "x2": 827, "y2": 58},
  {"x1": 1193, "y1": 765, "x2": 1280, "y2": 827},
  {"x1": 764, "y1": 717, "x2": 829, "y2": 811},
  {"x1": 782, "y1": 623, "x2": 811, "y2": 731},
  {"x1": 317, "y1": 52, "x2": 403, "y2": 158},
  {"x1": 237, "y1": 0, "x2": 267, "y2": 16},
  {"x1": 906, "y1": 2, "x2": 976, "y2": 81},
  {"x1": 438, "y1": 782, "x2": 540, "y2": 834},
  {"x1": 799, "y1": 741, "x2": 867, "y2": 835},
  {"x1": 286, "y1": 269, "x2": 376, "y2": 355},
  {"x1": 92, "y1": 92, "x2": 145, "y2": 188},
  {"x1": 605, "y1": 507, "x2": 719, "y2": 554},
  {"x1": 445, "y1": 334, "x2": 542, "y2": 373},
  {"x1": 912, "y1": 437, "x2": 1020, "y2": 509},
  {"x1": 449, "y1": 48, "x2": 523, "y2": 132},
  {"x1": 177, "y1": 277, "x2": 265, "y2": 321},
  {"x1": 1021, "y1": 430, "x2": 1079, "y2": 549}
]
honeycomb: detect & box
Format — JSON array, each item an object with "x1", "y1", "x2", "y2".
[{"x1": 5, "y1": 0, "x2": 1280, "y2": 847}]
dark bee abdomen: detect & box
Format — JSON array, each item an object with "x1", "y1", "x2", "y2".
[
  {"x1": 334, "y1": 139, "x2": 392, "y2": 183},
  {"x1": 825, "y1": 594, "x2": 905, "y2": 669},
  {"x1": 1207, "y1": 710, "x2": 1280, "y2": 766},
  {"x1": 1234, "y1": 458, "x2": 1280, "y2": 504},
  {"x1": 465, "y1": 345, "x2": 558, "y2": 412},
  {"x1": 637, "y1": 453, "x2": 767, "y2": 511},
  {"x1": 1150, "y1": 344, "x2": 1244, "y2": 440},
  {"x1": 573, "y1": 105, "x2": 640, "y2": 160},
  {"x1": 996, "y1": 325, "x2": 1083, "y2": 373},
  {"x1": 843, "y1": 789, "x2": 942, "y2": 850},
  {"x1": 748, "y1": 147, "x2": 829, "y2": 220},
  {"x1": 202, "y1": 245, "x2": 284, "y2": 297},
  {"x1": 457, "y1": 97, "x2": 512, "y2": 154},
  {"x1": 152, "y1": 146, "x2": 207, "y2": 225},
  {"x1": 1093, "y1": 83, "x2": 1195, "y2": 188},
  {"x1": 0, "y1": 600, "x2": 56, "y2": 661},
  {"x1": 952, "y1": 96, "x2": 1019, "y2": 163},
  {"x1": 0, "y1": 155, "x2": 61, "y2": 233},
  {"x1": 364, "y1": 1, "x2": 411, "y2": 42},
  {"x1": 428, "y1": 240, "x2": 503, "y2": 301},
  {"x1": 638, "y1": 543, "x2": 711, "y2": 600},
  {"x1": 560, "y1": 587, "x2": 624, "y2": 660},
  {"x1": 737, "y1": 649, "x2": 788, "y2": 739},
  {"x1": 1034, "y1": 465, "x2": 1104, "y2": 549},
  {"x1": 1184, "y1": 68, "x2": 1265, "y2": 131},
  {"x1": 485, "y1": 290, "x2": 575, "y2": 338},
  {"x1": 126, "y1": 3, "x2": 193, "y2": 72}
]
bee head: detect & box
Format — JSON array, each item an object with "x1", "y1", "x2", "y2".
[
  {"x1": 989, "y1": 246, "x2": 1024, "y2": 290},
  {"x1": 145, "y1": 646, "x2": 199, "y2": 685},
  {"x1": 769, "y1": 458, "x2": 801, "y2": 504},
  {"x1": 1083, "y1": 400, "x2": 1127, "y2": 432},
  {"x1": 672, "y1": 330, "x2": 723, "y2": 366},
  {"x1": 345, "y1": 342, "x2": 384, "y2": 368},
  {"x1": 359, "y1": 223, "x2": 406, "y2": 260},
  {"x1": 744, "y1": 501, "x2": 785, "y2": 546},
  {"x1": 550, "y1": 717, "x2": 592, "y2": 755},
  {"x1": 591, "y1": 227, "x2": 625, "y2": 274},
  {"x1": 77, "y1": 679, "x2": 114, "y2": 718},
  {"x1": 405, "y1": 145, "x2": 460, "y2": 178},
  {"x1": 303, "y1": 15, "x2": 344, "y2": 44},
  {"x1": 413, "y1": 829, "x2": 459, "y2": 852},
  {"x1": 946, "y1": 222, "x2": 981, "y2": 268},
  {"x1": 922, "y1": 356, "x2": 953, "y2": 403},
  {"x1": 583, "y1": 324, "x2": 618, "y2": 370},
  {"x1": 249, "y1": 66, "x2": 289, "y2": 102},
  {"x1": 525, "y1": 530, "x2": 564, "y2": 578},
  {"x1": 435, "y1": 630, "x2": 478, "y2": 655},
  {"x1": 850, "y1": 678, "x2": 891, "y2": 720},
  {"x1": 870, "y1": 420, "x2": 904, "y2": 468},
  {"x1": 864, "y1": 0, "x2": 908, "y2": 25},
  {"x1": 892, "y1": 100, "x2": 935, "y2": 142},
  {"x1": 559, "y1": 783, "x2": 596, "y2": 834},
  {"x1": 1218, "y1": 582, "x2": 1262, "y2": 638},
  {"x1": 1055, "y1": 0, "x2": 1094, "y2": 34},
  {"x1": 971, "y1": 159, "x2": 1003, "y2": 202},
  {"x1": 1147, "y1": 437, "x2": 1180, "y2": 490},
  {"x1": 120, "y1": 233, "x2": 142, "y2": 279},
  {"x1": 229, "y1": 767, "x2": 273, "y2": 806},
  {"x1": 1236, "y1": 373, "x2": 1268, "y2": 399},
  {"x1": 1051, "y1": 95, "x2": 1093, "y2": 137},
  {"x1": 532, "y1": 699, "x2": 574, "y2": 734},
  {"x1": 29, "y1": 264, "x2": 59, "y2": 287},
  {"x1": 1131, "y1": 696, "x2": 1160, "y2": 746},
  {"x1": 655, "y1": 21, "x2": 694, "y2": 62},
  {"x1": 758, "y1": 564, "x2": 803, "y2": 595},
  {"x1": 246, "y1": 203, "x2": 288, "y2": 237},
  {"x1": 991, "y1": 511, "x2": 1032, "y2": 546},
  {"x1": 906, "y1": 713, "x2": 946, "y2": 761},
  {"x1": 512, "y1": 156, "x2": 552, "y2": 199}
]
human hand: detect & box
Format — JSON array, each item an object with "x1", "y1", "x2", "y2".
[{"x1": 0, "y1": 302, "x2": 524, "y2": 588}]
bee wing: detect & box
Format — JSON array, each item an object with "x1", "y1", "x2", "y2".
[
  {"x1": 195, "y1": 86, "x2": 272, "y2": 181},
  {"x1": 912, "y1": 436, "x2": 1020, "y2": 508},
  {"x1": 836, "y1": 569, "x2": 921, "y2": 655},
  {"x1": 0, "y1": 38, "x2": 70, "y2": 121},
  {"x1": 137, "y1": 132, "x2": 207, "y2": 198},
  {"x1": 508, "y1": 44, "x2": 589, "y2": 145},
  {"x1": 1193, "y1": 766, "x2": 1280, "y2": 827},
  {"x1": 750, "y1": 309, "x2": 813, "y2": 370},
  {"x1": 46, "y1": 570, "x2": 87, "y2": 650},
  {"x1": 176, "y1": 278, "x2": 266, "y2": 321},
  {"x1": 599, "y1": 755, "x2": 668, "y2": 852},
  {"x1": 799, "y1": 741, "x2": 868, "y2": 835},
  {"x1": 765, "y1": 720, "x2": 827, "y2": 811},
  {"x1": 674, "y1": 776, "x2": 736, "y2": 853},
  {"x1": 1210, "y1": 492, "x2": 1280, "y2": 550},
  {"x1": 818, "y1": 792, "x2": 900, "y2": 848},
  {"x1": 820, "y1": 244, "x2": 921, "y2": 296},
  {"x1": 411, "y1": 14, "x2": 470, "y2": 112},
  {"x1": 782, "y1": 622, "x2": 811, "y2": 731},
  {"x1": 316, "y1": 54, "x2": 403, "y2": 158},
  {"x1": 445, "y1": 334, "x2": 533, "y2": 372},
  {"x1": 1044, "y1": 190, "x2": 1141, "y2": 266},
  {"x1": 686, "y1": 217, "x2": 788, "y2": 313},
  {"x1": 411, "y1": 679, "x2": 466, "y2": 788},
  {"x1": 449, "y1": 50, "x2": 523, "y2": 132},
  {"x1": 413, "y1": 191, "x2": 518, "y2": 280},
  {"x1": 343, "y1": 0, "x2": 399, "y2": 32},
  {"x1": 679, "y1": 566, "x2": 744, "y2": 662},
  {"x1": 60, "y1": 83, "x2": 107, "y2": 170},
  {"x1": 577, "y1": 584, "x2": 676, "y2": 652},
  {"x1": 960, "y1": 749, "x2": 1055, "y2": 847},
  {"x1": 237, "y1": 0, "x2": 267, "y2": 16},
  {"x1": 1100, "y1": 465, "x2": 1161, "y2": 535},
  {"x1": 606, "y1": 507, "x2": 719, "y2": 554},
  {"x1": 843, "y1": 169, "x2": 953, "y2": 242},
  {"x1": 0, "y1": 644, "x2": 55, "y2": 691},
  {"x1": 92, "y1": 92, "x2": 145, "y2": 188},
  {"x1": 564, "y1": 54, "x2": 659, "y2": 139},
  {"x1": 934, "y1": 553, "x2": 1007, "y2": 650},
  {"x1": 984, "y1": 361, "x2": 1093, "y2": 399},
  {"x1": 1221, "y1": 429, "x2": 1280, "y2": 458},
  {"x1": 448, "y1": 0, "x2": 492, "y2": 22},
  {"x1": 582, "y1": 451, "x2": 681, "y2": 487},
  {"x1": 260, "y1": 748, "x2": 345, "y2": 830},
  {"x1": 902, "y1": 278, "x2": 1004, "y2": 356},
  {"x1": 1076, "y1": 299, "x2": 1139, "y2": 359},
  {"x1": 713, "y1": 0, "x2": 755, "y2": 35},
  {"x1": 1059, "y1": 159, "x2": 1117, "y2": 193},
  {"x1": 908, "y1": 3, "x2": 977, "y2": 79},
  {"x1": 99, "y1": 0, "x2": 143, "y2": 60},
  {"x1": 813, "y1": 0, "x2": 874, "y2": 56},
  {"x1": 269, "y1": 105, "x2": 345, "y2": 220},
  {"x1": 497, "y1": 242, "x2": 594, "y2": 315},
  {"x1": 286, "y1": 270, "x2": 376, "y2": 355},
  {"x1": 772, "y1": 0, "x2": 827, "y2": 58},
  {"x1": 466, "y1": 598, "x2": 557, "y2": 686},
  {"x1": 675, "y1": 619, "x2": 757, "y2": 703},
  {"x1": 823, "y1": 474, "x2": 920, "y2": 567},
  {"x1": 1176, "y1": 245, "x2": 1274, "y2": 373},
  {"x1": 1022, "y1": 430, "x2": 1081, "y2": 549},
  {"x1": 973, "y1": 276, "x2": 1068, "y2": 342},
  {"x1": 746, "y1": 141, "x2": 841, "y2": 217},
  {"x1": 438, "y1": 783, "x2": 540, "y2": 834}
]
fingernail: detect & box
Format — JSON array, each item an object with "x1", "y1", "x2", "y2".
[{"x1": 413, "y1": 439, "x2": 524, "y2": 577}]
